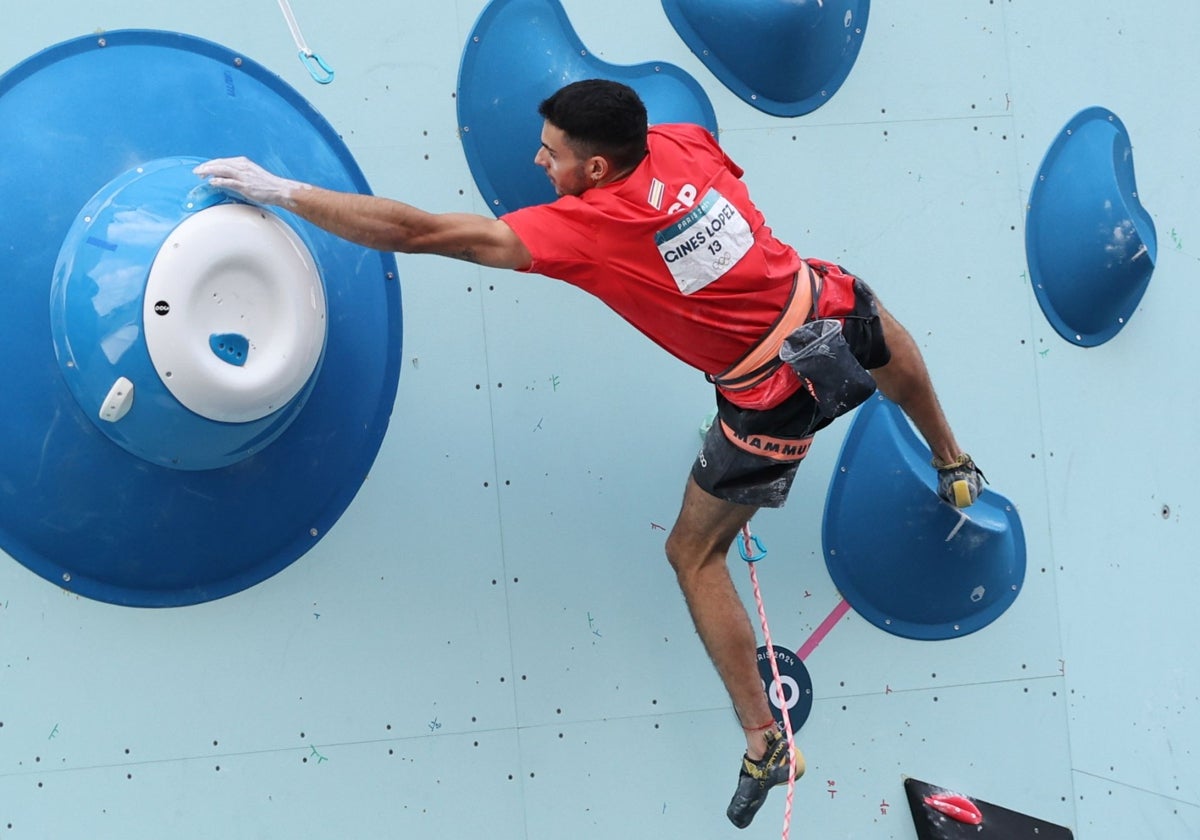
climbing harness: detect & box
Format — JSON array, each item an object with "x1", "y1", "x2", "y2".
[{"x1": 708, "y1": 264, "x2": 820, "y2": 394}]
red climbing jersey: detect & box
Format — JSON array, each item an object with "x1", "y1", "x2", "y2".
[{"x1": 502, "y1": 122, "x2": 856, "y2": 410}]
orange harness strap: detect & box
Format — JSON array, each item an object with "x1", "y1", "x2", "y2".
[{"x1": 708, "y1": 263, "x2": 821, "y2": 393}]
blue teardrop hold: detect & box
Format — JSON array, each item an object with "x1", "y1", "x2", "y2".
[{"x1": 210, "y1": 332, "x2": 250, "y2": 366}]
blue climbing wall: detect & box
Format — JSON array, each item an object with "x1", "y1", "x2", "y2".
[{"x1": 1, "y1": 2, "x2": 1197, "y2": 838}]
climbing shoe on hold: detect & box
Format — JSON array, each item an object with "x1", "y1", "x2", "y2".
[
  {"x1": 726, "y1": 728, "x2": 805, "y2": 829},
  {"x1": 933, "y1": 453, "x2": 988, "y2": 507}
]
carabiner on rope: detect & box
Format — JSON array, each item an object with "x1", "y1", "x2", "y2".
[
  {"x1": 299, "y1": 50, "x2": 334, "y2": 84},
  {"x1": 278, "y1": 0, "x2": 334, "y2": 84},
  {"x1": 738, "y1": 528, "x2": 768, "y2": 563}
]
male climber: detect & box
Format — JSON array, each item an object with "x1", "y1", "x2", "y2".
[{"x1": 195, "y1": 79, "x2": 984, "y2": 828}]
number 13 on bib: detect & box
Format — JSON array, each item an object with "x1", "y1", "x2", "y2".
[{"x1": 655, "y1": 189, "x2": 754, "y2": 295}]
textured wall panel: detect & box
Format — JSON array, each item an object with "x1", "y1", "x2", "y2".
[{"x1": 4, "y1": 2, "x2": 1199, "y2": 838}]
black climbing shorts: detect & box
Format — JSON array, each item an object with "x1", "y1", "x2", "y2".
[{"x1": 691, "y1": 270, "x2": 890, "y2": 509}]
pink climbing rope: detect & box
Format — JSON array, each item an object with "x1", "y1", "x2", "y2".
[{"x1": 742, "y1": 523, "x2": 797, "y2": 840}]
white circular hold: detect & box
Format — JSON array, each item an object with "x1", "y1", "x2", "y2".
[{"x1": 143, "y1": 204, "x2": 326, "y2": 422}]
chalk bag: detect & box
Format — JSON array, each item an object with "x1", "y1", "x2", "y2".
[{"x1": 780, "y1": 318, "x2": 876, "y2": 419}]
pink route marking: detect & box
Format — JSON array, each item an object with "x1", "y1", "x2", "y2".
[{"x1": 796, "y1": 598, "x2": 852, "y2": 661}]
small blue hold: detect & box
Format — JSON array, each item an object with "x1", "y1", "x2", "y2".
[{"x1": 210, "y1": 333, "x2": 249, "y2": 367}]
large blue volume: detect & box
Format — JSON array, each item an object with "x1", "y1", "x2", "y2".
[
  {"x1": 458, "y1": 0, "x2": 718, "y2": 215},
  {"x1": 662, "y1": 0, "x2": 869, "y2": 117},
  {"x1": 0, "y1": 31, "x2": 402, "y2": 607},
  {"x1": 1026, "y1": 107, "x2": 1156, "y2": 347},
  {"x1": 823, "y1": 396, "x2": 1025, "y2": 641}
]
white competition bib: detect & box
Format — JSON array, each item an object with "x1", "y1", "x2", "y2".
[{"x1": 654, "y1": 189, "x2": 754, "y2": 295}]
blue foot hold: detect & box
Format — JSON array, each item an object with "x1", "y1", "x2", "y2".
[{"x1": 822, "y1": 396, "x2": 1026, "y2": 640}]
